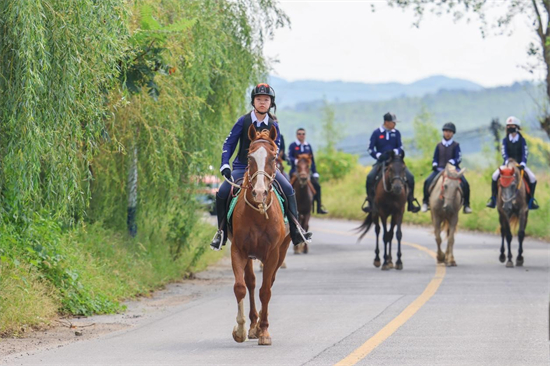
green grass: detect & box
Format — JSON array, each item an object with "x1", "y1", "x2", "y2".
[
  {"x1": 0, "y1": 219, "x2": 222, "y2": 336},
  {"x1": 320, "y1": 165, "x2": 550, "y2": 240}
]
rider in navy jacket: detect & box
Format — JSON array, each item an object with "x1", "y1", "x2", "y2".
[
  {"x1": 363, "y1": 112, "x2": 420, "y2": 213},
  {"x1": 486, "y1": 116, "x2": 538, "y2": 210},
  {"x1": 421, "y1": 122, "x2": 471, "y2": 214},
  {"x1": 288, "y1": 128, "x2": 328, "y2": 214},
  {"x1": 210, "y1": 84, "x2": 312, "y2": 251}
]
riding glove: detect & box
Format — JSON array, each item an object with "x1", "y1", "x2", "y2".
[{"x1": 222, "y1": 168, "x2": 232, "y2": 181}]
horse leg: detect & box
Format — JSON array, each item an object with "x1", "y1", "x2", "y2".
[
  {"x1": 257, "y1": 252, "x2": 280, "y2": 346},
  {"x1": 433, "y1": 216, "x2": 445, "y2": 263},
  {"x1": 244, "y1": 259, "x2": 259, "y2": 339},
  {"x1": 231, "y1": 246, "x2": 248, "y2": 343},
  {"x1": 502, "y1": 218, "x2": 514, "y2": 268},
  {"x1": 445, "y1": 216, "x2": 458, "y2": 267},
  {"x1": 302, "y1": 212, "x2": 310, "y2": 254},
  {"x1": 516, "y1": 213, "x2": 528, "y2": 267},
  {"x1": 395, "y1": 215, "x2": 403, "y2": 270},
  {"x1": 381, "y1": 217, "x2": 390, "y2": 271},
  {"x1": 386, "y1": 217, "x2": 396, "y2": 269},
  {"x1": 294, "y1": 214, "x2": 304, "y2": 254},
  {"x1": 373, "y1": 217, "x2": 381, "y2": 268},
  {"x1": 499, "y1": 223, "x2": 506, "y2": 263}
]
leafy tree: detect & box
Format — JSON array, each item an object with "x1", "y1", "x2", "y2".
[{"x1": 385, "y1": 0, "x2": 550, "y2": 139}]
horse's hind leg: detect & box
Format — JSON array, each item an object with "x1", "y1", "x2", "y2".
[
  {"x1": 373, "y1": 217, "x2": 381, "y2": 268},
  {"x1": 516, "y1": 213, "x2": 528, "y2": 266},
  {"x1": 433, "y1": 216, "x2": 445, "y2": 263},
  {"x1": 395, "y1": 214, "x2": 404, "y2": 270},
  {"x1": 445, "y1": 216, "x2": 458, "y2": 267},
  {"x1": 231, "y1": 246, "x2": 248, "y2": 343},
  {"x1": 244, "y1": 259, "x2": 259, "y2": 339}
]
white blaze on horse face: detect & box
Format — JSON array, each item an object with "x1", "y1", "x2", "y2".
[{"x1": 250, "y1": 146, "x2": 268, "y2": 202}]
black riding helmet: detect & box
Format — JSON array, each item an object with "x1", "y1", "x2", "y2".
[
  {"x1": 251, "y1": 83, "x2": 276, "y2": 111},
  {"x1": 442, "y1": 122, "x2": 456, "y2": 134}
]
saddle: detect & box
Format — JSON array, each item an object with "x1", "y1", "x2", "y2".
[{"x1": 427, "y1": 171, "x2": 444, "y2": 196}]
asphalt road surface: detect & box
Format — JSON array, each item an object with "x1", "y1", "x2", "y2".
[{"x1": 4, "y1": 218, "x2": 549, "y2": 366}]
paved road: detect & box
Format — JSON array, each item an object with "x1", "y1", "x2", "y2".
[{"x1": 4, "y1": 218, "x2": 549, "y2": 365}]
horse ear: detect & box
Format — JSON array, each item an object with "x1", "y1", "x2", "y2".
[
  {"x1": 269, "y1": 125, "x2": 278, "y2": 142},
  {"x1": 248, "y1": 124, "x2": 257, "y2": 142},
  {"x1": 458, "y1": 168, "x2": 466, "y2": 177}
]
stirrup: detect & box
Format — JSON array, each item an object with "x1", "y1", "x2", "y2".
[
  {"x1": 210, "y1": 230, "x2": 224, "y2": 251},
  {"x1": 361, "y1": 197, "x2": 372, "y2": 213},
  {"x1": 486, "y1": 197, "x2": 496, "y2": 208},
  {"x1": 408, "y1": 198, "x2": 421, "y2": 213}
]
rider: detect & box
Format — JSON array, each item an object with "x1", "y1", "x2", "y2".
[
  {"x1": 271, "y1": 115, "x2": 290, "y2": 181},
  {"x1": 210, "y1": 83, "x2": 313, "y2": 250},
  {"x1": 486, "y1": 116, "x2": 539, "y2": 210},
  {"x1": 288, "y1": 128, "x2": 329, "y2": 214},
  {"x1": 363, "y1": 112, "x2": 421, "y2": 213},
  {"x1": 420, "y1": 122, "x2": 472, "y2": 214}
]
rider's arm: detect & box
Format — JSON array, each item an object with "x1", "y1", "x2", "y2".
[
  {"x1": 310, "y1": 146, "x2": 319, "y2": 178},
  {"x1": 368, "y1": 130, "x2": 380, "y2": 160},
  {"x1": 220, "y1": 116, "x2": 244, "y2": 172},
  {"x1": 501, "y1": 137, "x2": 508, "y2": 165},
  {"x1": 432, "y1": 146, "x2": 439, "y2": 168},
  {"x1": 451, "y1": 143, "x2": 461, "y2": 167},
  {"x1": 394, "y1": 130, "x2": 404, "y2": 156},
  {"x1": 520, "y1": 136, "x2": 528, "y2": 166}
]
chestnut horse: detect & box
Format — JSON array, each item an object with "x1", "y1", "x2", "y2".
[
  {"x1": 229, "y1": 125, "x2": 291, "y2": 346},
  {"x1": 290, "y1": 154, "x2": 315, "y2": 254},
  {"x1": 497, "y1": 159, "x2": 529, "y2": 268},
  {"x1": 358, "y1": 152, "x2": 407, "y2": 270},
  {"x1": 429, "y1": 163, "x2": 465, "y2": 267}
]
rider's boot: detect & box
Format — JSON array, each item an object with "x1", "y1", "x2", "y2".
[
  {"x1": 528, "y1": 181, "x2": 539, "y2": 210},
  {"x1": 462, "y1": 180, "x2": 472, "y2": 214},
  {"x1": 210, "y1": 194, "x2": 228, "y2": 251},
  {"x1": 287, "y1": 193, "x2": 312, "y2": 246},
  {"x1": 316, "y1": 196, "x2": 328, "y2": 214},
  {"x1": 421, "y1": 179, "x2": 430, "y2": 212},
  {"x1": 486, "y1": 180, "x2": 498, "y2": 209}
]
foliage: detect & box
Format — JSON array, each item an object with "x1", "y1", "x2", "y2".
[
  {"x1": 316, "y1": 150, "x2": 359, "y2": 183},
  {"x1": 403, "y1": 109, "x2": 440, "y2": 177}
]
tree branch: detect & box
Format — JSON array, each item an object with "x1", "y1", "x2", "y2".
[{"x1": 532, "y1": 0, "x2": 545, "y2": 42}]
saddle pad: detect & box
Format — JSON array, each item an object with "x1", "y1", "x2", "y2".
[{"x1": 227, "y1": 190, "x2": 287, "y2": 224}]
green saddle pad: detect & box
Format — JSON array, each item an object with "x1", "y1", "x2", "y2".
[{"x1": 228, "y1": 190, "x2": 287, "y2": 224}]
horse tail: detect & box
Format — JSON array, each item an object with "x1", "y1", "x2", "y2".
[
  {"x1": 509, "y1": 215, "x2": 519, "y2": 231},
  {"x1": 356, "y1": 213, "x2": 373, "y2": 241}
]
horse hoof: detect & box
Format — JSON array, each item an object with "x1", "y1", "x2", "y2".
[
  {"x1": 446, "y1": 261, "x2": 457, "y2": 267},
  {"x1": 499, "y1": 254, "x2": 506, "y2": 263},
  {"x1": 248, "y1": 328, "x2": 258, "y2": 339},
  {"x1": 258, "y1": 336, "x2": 272, "y2": 346},
  {"x1": 506, "y1": 261, "x2": 514, "y2": 268},
  {"x1": 280, "y1": 262, "x2": 287, "y2": 269},
  {"x1": 395, "y1": 262, "x2": 403, "y2": 270},
  {"x1": 516, "y1": 258, "x2": 524, "y2": 267},
  {"x1": 437, "y1": 253, "x2": 445, "y2": 263},
  {"x1": 381, "y1": 264, "x2": 390, "y2": 271},
  {"x1": 232, "y1": 326, "x2": 247, "y2": 343},
  {"x1": 303, "y1": 244, "x2": 308, "y2": 254},
  {"x1": 373, "y1": 259, "x2": 381, "y2": 268},
  {"x1": 387, "y1": 262, "x2": 394, "y2": 269}
]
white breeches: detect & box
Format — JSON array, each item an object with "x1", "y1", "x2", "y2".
[{"x1": 492, "y1": 166, "x2": 536, "y2": 183}]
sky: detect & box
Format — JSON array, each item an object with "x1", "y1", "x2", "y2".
[{"x1": 263, "y1": 1, "x2": 541, "y2": 87}]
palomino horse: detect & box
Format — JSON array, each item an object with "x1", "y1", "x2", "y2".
[
  {"x1": 290, "y1": 154, "x2": 315, "y2": 254},
  {"x1": 228, "y1": 124, "x2": 291, "y2": 346},
  {"x1": 497, "y1": 159, "x2": 529, "y2": 268},
  {"x1": 358, "y1": 151, "x2": 407, "y2": 270},
  {"x1": 429, "y1": 163, "x2": 465, "y2": 267}
]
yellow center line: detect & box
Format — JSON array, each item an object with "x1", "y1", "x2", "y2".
[{"x1": 312, "y1": 227, "x2": 446, "y2": 366}]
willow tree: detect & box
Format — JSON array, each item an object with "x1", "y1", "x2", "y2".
[
  {"x1": 0, "y1": 1, "x2": 128, "y2": 225},
  {"x1": 386, "y1": 0, "x2": 550, "y2": 138}
]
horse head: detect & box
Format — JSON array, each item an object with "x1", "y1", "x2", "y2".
[
  {"x1": 441, "y1": 163, "x2": 465, "y2": 212},
  {"x1": 498, "y1": 159, "x2": 522, "y2": 211},
  {"x1": 384, "y1": 151, "x2": 406, "y2": 195},
  {"x1": 246, "y1": 124, "x2": 278, "y2": 204},
  {"x1": 296, "y1": 153, "x2": 312, "y2": 187}
]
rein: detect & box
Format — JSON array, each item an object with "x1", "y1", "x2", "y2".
[{"x1": 439, "y1": 172, "x2": 463, "y2": 200}]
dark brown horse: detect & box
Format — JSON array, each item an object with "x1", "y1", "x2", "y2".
[
  {"x1": 497, "y1": 159, "x2": 529, "y2": 268},
  {"x1": 290, "y1": 154, "x2": 315, "y2": 254},
  {"x1": 229, "y1": 125, "x2": 291, "y2": 346},
  {"x1": 358, "y1": 152, "x2": 408, "y2": 270}
]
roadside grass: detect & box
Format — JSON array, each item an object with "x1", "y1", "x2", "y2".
[
  {"x1": 320, "y1": 164, "x2": 550, "y2": 240},
  {"x1": 0, "y1": 219, "x2": 221, "y2": 336}
]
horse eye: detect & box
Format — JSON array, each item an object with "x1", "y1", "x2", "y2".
[{"x1": 444, "y1": 185, "x2": 448, "y2": 189}]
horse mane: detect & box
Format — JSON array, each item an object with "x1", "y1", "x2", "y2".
[
  {"x1": 296, "y1": 153, "x2": 312, "y2": 164},
  {"x1": 249, "y1": 130, "x2": 277, "y2": 153}
]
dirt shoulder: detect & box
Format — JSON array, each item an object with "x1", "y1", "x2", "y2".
[{"x1": 0, "y1": 255, "x2": 233, "y2": 364}]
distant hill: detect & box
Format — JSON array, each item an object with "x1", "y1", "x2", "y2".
[
  {"x1": 269, "y1": 75, "x2": 484, "y2": 108},
  {"x1": 276, "y1": 82, "x2": 546, "y2": 167}
]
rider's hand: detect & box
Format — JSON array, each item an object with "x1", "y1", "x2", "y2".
[
  {"x1": 518, "y1": 165, "x2": 525, "y2": 171},
  {"x1": 222, "y1": 168, "x2": 232, "y2": 181},
  {"x1": 377, "y1": 152, "x2": 388, "y2": 162},
  {"x1": 432, "y1": 165, "x2": 438, "y2": 172}
]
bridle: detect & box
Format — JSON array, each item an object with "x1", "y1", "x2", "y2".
[
  {"x1": 439, "y1": 172, "x2": 463, "y2": 202},
  {"x1": 223, "y1": 139, "x2": 277, "y2": 219},
  {"x1": 297, "y1": 157, "x2": 311, "y2": 187},
  {"x1": 382, "y1": 159, "x2": 407, "y2": 193}
]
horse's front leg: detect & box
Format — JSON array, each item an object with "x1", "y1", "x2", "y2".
[
  {"x1": 433, "y1": 214, "x2": 445, "y2": 263},
  {"x1": 499, "y1": 221, "x2": 506, "y2": 263},
  {"x1": 244, "y1": 259, "x2": 259, "y2": 339},
  {"x1": 386, "y1": 216, "x2": 396, "y2": 269},
  {"x1": 501, "y1": 217, "x2": 514, "y2": 268},
  {"x1": 445, "y1": 215, "x2": 458, "y2": 267},
  {"x1": 373, "y1": 216, "x2": 381, "y2": 268},
  {"x1": 381, "y1": 217, "x2": 391, "y2": 271},
  {"x1": 231, "y1": 245, "x2": 248, "y2": 343},
  {"x1": 257, "y1": 249, "x2": 280, "y2": 346},
  {"x1": 395, "y1": 213, "x2": 404, "y2": 270},
  {"x1": 516, "y1": 212, "x2": 528, "y2": 266}
]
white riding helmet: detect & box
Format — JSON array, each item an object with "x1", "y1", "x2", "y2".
[{"x1": 506, "y1": 116, "x2": 521, "y2": 129}]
